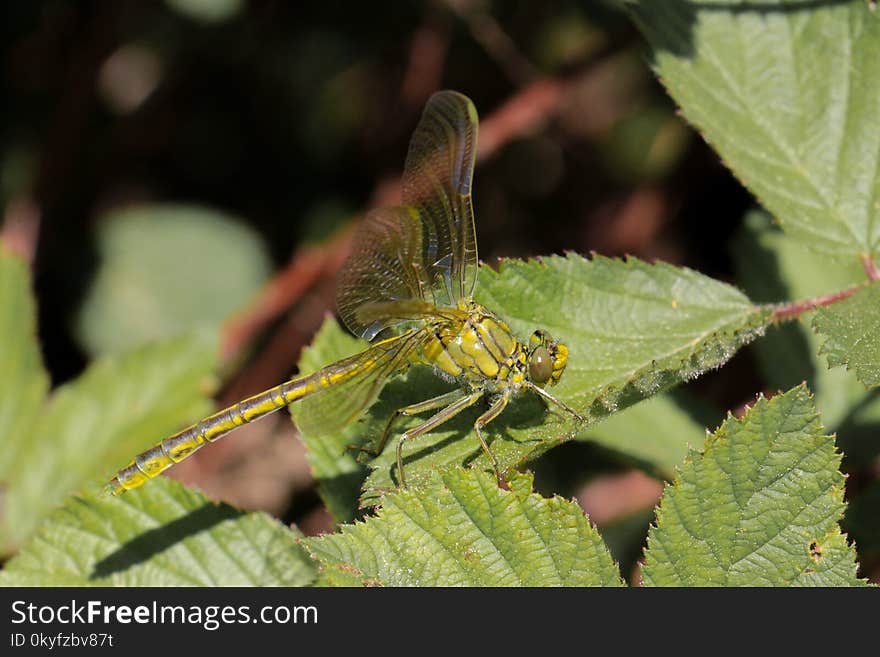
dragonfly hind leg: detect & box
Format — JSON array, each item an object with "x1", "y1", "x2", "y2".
[
  {"x1": 394, "y1": 390, "x2": 484, "y2": 487},
  {"x1": 347, "y1": 388, "x2": 468, "y2": 461}
]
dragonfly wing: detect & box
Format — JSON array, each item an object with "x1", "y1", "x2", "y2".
[
  {"x1": 337, "y1": 206, "x2": 430, "y2": 340},
  {"x1": 294, "y1": 329, "x2": 428, "y2": 436},
  {"x1": 402, "y1": 90, "x2": 479, "y2": 308},
  {"x1": 336, "y1": 91, "x2": 478, "y2": 341}
]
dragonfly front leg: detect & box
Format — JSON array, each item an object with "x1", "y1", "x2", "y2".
[
  {"x1": 526, "y1": 382, "x2": 586, "y2": 423},
  {"x1": 395, "y1": 390, "x2": 484, "y2": 487}
]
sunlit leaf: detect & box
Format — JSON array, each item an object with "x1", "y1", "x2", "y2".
[
  {"x1": 813, "y1": 283, "x2": 880, "y2": 388},
  {"x1": 642, "y1": 386, "x2": 864, "y2": 586},
  {"x1": 304, "y1": 469, "x2": 622, "y2": 586},
  {"x1": 0, "y1": 478, "x2": 314, "y2": 586},
  {"x1": 630, "y1": 0, "x2": 880, "y2": 258}
]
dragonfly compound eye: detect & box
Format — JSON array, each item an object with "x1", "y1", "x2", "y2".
[{"x1": 528, "y1": 345, "x2": 554, "y2": 384}]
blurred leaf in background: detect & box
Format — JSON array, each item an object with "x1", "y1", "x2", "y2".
[
  {"x1": 0, "y1": 250, "x2": 219, "y2": 553},
  {"x1": 75, "y1": 204, "x2": 271, "y2": 357},
  {"x1": 575, "y1": 390, "x2": 715, "y2": 479},
  {"x1": 165, "y1": 0, "x2": 244, "y2": 24}
]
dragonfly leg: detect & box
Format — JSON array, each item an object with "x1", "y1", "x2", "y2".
[
  {"x1": 526, "y1": 382, "x2": 586, "y2": 423},
  {"x1": 347, "y1": 388, "x2": 468, "y2": 460},
  {"x1": 395, "y1": 390, "x2": 484, "y2": 487},
  {"x1": 473, "y1": 390, "x2": 511, "y2": 488}
]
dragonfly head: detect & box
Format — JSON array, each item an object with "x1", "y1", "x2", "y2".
[{"x1": 527, "y1": 330, "x2": 568, "y2": 387}]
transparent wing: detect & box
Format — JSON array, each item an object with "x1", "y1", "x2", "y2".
[
  {"x1": 337, "y1": 206, "x2": 430, "y2": 340},
  {"x1": 293, "y1": 328, "x2": 428, "y2": 437},
  {"x1": 402, "y1": 90, "x2": 479, "y2": 309},
  {"x1": 336, "y1": 91, "x2": 478, "y2": 341}
]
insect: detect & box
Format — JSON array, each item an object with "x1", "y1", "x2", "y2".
[{"x1": 105, "y1": 90, "x2": 583, "y2": 496}]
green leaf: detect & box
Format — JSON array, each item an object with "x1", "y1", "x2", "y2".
[
  {"x1": 813, "y1": 283, "x2": 880, "y2": 388},
  {"x1": 601, "y1": 104, "x2": 693, "y2": 183},
  {"x1": 732, "y1": 210, "x2": 871, "y2": 427},
  {"x1": 75, "y1": 204, "x2": 271, "y2": 357},
  {"x1": 304, "y1": 469, "x2": 623, "y2": 586},
  {"x1": 630, "y1": 0, "x2": 880, "y2": 258},
  {"x1": 355, "y1": 254, "x2": 767, "y2": 502},
  {"x1": 575, "y1": 390, "x2": 716, "y2": 478},
  {"x1": 0, "y1": 478, "x2": 314, "y2": 586},
  {"x1": 642, "y1": 385, "x2": 864, "y2": 586},
  {"x1": 733, "y1": 211, "x2": 866, "y2": 306},
  {"x1": 291, "y1": 318, "x2": 368, "y2": 523},
  {"x1": 0, "y1": 251, "x2": 49, "y2": 483},
  {"x1": 732, "y1": 210, "x2": 880, "y2": 467},
  {"x1": 1, "y1": 332, "x2": 219, "y2": 551}
]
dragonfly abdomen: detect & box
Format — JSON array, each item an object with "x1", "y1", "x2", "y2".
[{"x1": 104, "y1": 367, "x2": 345, "y2": 495}]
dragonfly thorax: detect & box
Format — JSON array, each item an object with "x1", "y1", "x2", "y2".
[{"x1": 419, "y1": 301, "x2": 568, "y2": 393}]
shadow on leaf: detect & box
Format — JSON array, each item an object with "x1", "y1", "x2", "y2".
[
  {"x1": 90, "y1": 503, "x2": 243, "y2": 580},
  {"x1": 837, "y1": 388, "x2": 880, "y2": 470}
]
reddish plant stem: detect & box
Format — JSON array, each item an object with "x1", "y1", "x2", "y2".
[
  {"x1": 771, "y1": 283, "x2": 866, "y2": 322},
  {"x1": 440, "y1": 0, "x2": 539, "y2": 86},
  {"x1": 220, "y1": 224, "x2": 354, "y2": 360},
  {"x1": 861, "y1": 253, "x2": 880, "y2": 281},
  {"x1": 400, "y1": 20, "x2": 450, "y2": 109},
  {"x1": 477, "y1": 77, "x2": 570, "y2": 159},
  {"x1": 365, "y1": 76, "x2": 575, "y2": 210}
]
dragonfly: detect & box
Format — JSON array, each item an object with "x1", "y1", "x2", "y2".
[{"x1": 105, "y1": 90, "x2": 584, "y2": 496}]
